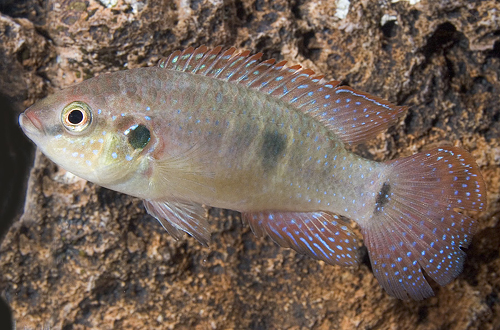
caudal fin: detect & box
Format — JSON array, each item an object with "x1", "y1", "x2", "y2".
[{"x1": 362, "y1": 147, "x2": 486, "y2": 300}]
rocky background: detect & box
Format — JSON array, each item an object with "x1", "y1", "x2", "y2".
[{"x1": 1, "y1": 0, "x2": 500, "y2": 329}]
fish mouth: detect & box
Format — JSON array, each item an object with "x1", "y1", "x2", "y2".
[{"x1": 19, "y1": 111, "x2": 45, "y2": 137}]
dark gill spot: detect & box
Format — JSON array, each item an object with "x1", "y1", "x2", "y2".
[
  {"x1": 374, "y1": 182, "x2": 391, "y2": 214},
  {"x1": 260, "y1": 130, "x2": 287, "y2": 171},
  {"x1": 128, "y1": 124, "x2": 150, "y2": 149}
]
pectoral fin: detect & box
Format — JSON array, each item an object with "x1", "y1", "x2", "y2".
[{"x1": 144, "y1": 199, "x2": 211, "y2": 245}]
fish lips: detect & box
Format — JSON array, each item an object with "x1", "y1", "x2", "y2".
[{"x1": 19, "y1": 111, "x2": 44, "y2": 139}]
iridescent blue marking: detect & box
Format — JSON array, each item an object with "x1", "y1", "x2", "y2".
[
  {"x1": 313, "y1": 242, "x2": 330, "y2": 259},
  {"x1": 286, "y1": 232, "x2": 299, "y2": 245},
  {"x1": 269, "y1": 225, "x2": 284, "y2": 239},
  {"x1": 299, "y1": 237, "x2": 317, "y2": 256}
]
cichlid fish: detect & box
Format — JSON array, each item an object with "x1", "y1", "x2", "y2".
[{"x1": 19, "y1": 46, "x2": 486, "y2": 300}]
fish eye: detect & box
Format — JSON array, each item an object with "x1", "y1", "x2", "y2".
[{"x1": 61, "y1": 101, "x2": 92, "y2": 133}]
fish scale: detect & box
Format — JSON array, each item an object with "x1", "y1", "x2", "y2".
[
  {"x1": 122, "y1": 69, "x2": 379, "y2": 216},
  {"x1": 19, "y1": 46, "x2": 486, "y2": 301}
]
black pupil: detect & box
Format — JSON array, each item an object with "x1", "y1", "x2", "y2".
[
  {"x1": 128, "y1": 124, "x2": 151, "y2": 149},
  {"x1": 68, "y1": 110, "x2": 84, "y2": 124}
]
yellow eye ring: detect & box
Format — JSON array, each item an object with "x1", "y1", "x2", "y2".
[{"x1": 61, "y1": 101, "x2": 92, "y2": 133}]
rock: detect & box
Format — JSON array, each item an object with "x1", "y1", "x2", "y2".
[{"x1": 1, "y1": 0, "x2": 500, "y2": 329}]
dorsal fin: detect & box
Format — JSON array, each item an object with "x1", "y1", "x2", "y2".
[{"x1": 158, "y1": 46, "x2": 407, "y2": 145}]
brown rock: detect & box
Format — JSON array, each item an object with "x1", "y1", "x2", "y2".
[{"x1": 1, "y1": 0, "x2": 500, "y2": 329}]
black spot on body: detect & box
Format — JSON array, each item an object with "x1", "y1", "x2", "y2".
[
  {"x1": 374, "y1": 182, "x2": 391, "y2": 214},
  {"x1": 260, "y1": 130, "x2": 287, "y2": 171}
]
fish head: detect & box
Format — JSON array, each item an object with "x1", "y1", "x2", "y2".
[{"x1": 19, "y1": 81, "x2": 155, "y2": 187}]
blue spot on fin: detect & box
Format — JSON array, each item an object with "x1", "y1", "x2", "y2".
[
  {"x1": 241, "y1": 211, "x2": 360, "y2": 266},
  {"x1": 362, "y1": 146, "x2": 485, "y2": 300},
  {"x1": 157, "y1": 46, "x2": 407, "y2": 145}
]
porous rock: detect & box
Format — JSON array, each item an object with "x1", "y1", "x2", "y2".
[{"x1": 1, "y1": 0, "x2": 500, "y2": 329}]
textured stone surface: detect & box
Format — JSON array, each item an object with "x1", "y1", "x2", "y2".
[{"x1": 1, "y1": 0, "x2": 500, "y2": 329}]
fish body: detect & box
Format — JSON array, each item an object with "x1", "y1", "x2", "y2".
[{"x1": 20, "y1": 46, "x2": 486, "y2": 300}]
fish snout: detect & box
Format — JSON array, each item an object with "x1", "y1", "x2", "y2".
[{"x1": 19, "y1": 111, "x2": 44, "y2": 136}]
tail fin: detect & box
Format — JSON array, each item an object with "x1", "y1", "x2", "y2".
[{"x1": 362, "y1": 147, "x2": 486, "y2": 300}]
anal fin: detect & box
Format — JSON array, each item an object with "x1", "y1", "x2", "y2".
[
  {"x1": 242, "y1": 211, "x2": 360, "y2": 266},
  {"x1": 144, "y1": 200, "x2": 210, "y2": 245}
]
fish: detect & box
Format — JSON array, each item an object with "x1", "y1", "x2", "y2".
[{"x1": 19, "y1": 45, "x2": 486, "y2": 300}]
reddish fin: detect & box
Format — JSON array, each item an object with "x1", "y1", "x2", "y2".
[
  {"x1": 144, "y1": 200, "x2": 210, "y2": 245},
  {"x1": 362, "y1": 147, "x2": 486, "y2": 300},
  {"x1": 306, "y1": 87, "x2": 407, "y2": 144},
  {"x1": 241, "y1": 211, "x2": 361, "y2": 266},
  {"x1": 157, "y1": 46, "x2": 407, "y2": 145}
]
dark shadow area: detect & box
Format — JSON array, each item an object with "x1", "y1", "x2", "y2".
[
  {"x1": 0, "y1": 0, "x2": 46, "y2": 25},
  {"x1": 0, "y1": 93, "x2": 34, "y2": 329},
  {"x1": 421, "y1": 21, "x2": 461, "y2": 61},
  {"x1": 0, "y1": 93, "x2": 33, "y2": 239},
  {"x1": 0, "y1": 296, "x2": 12, "y2": 329},
  {"x1": 381, "y1": 19, "x2": 398, "y2": 39}
]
